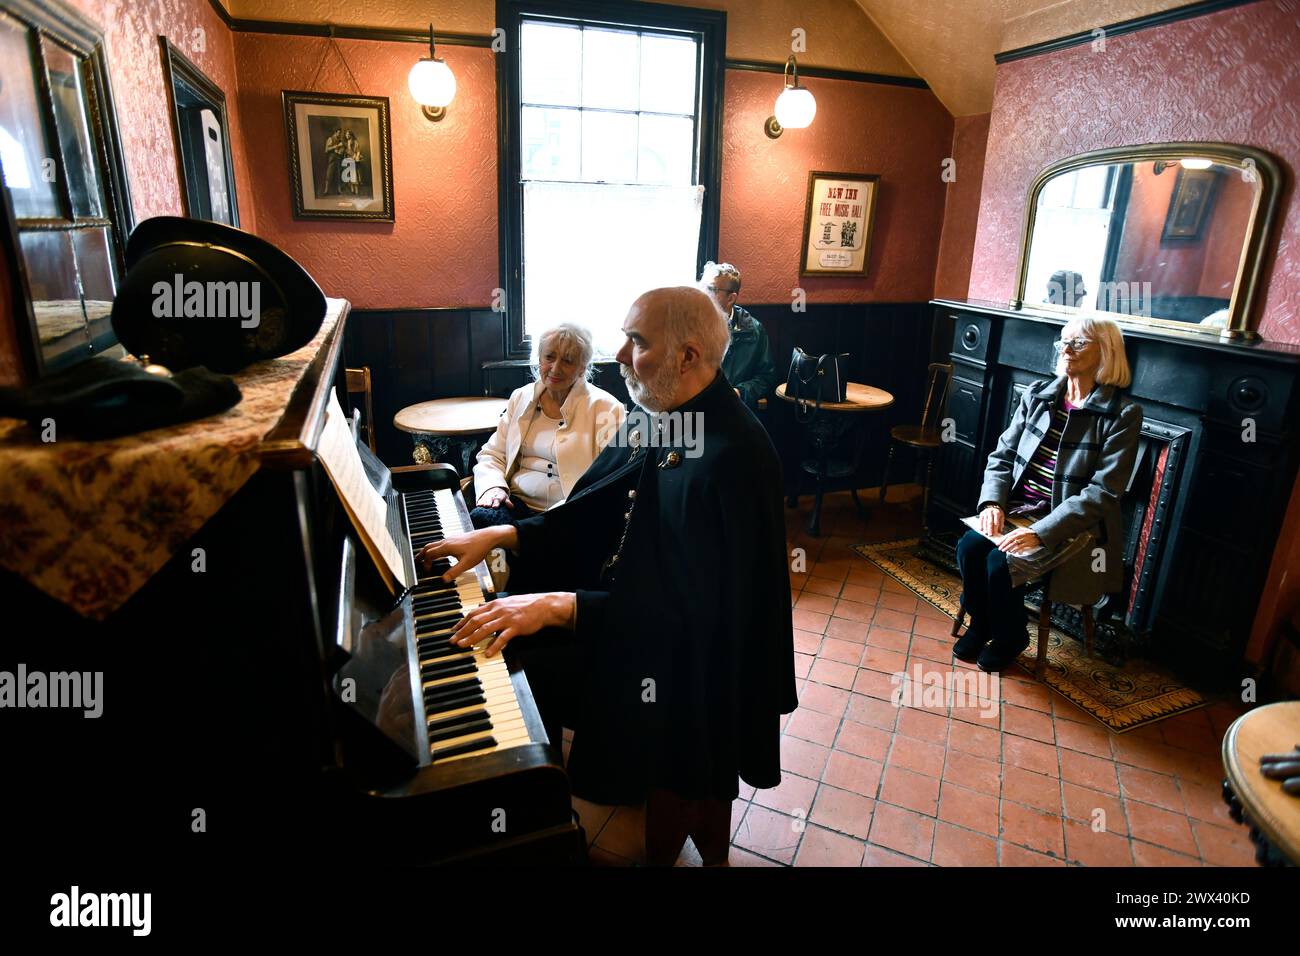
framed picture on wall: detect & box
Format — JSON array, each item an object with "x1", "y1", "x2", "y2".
[
  {"x1": 799, "y1": 171, "x2": 879, "y2": 276},
  {"x1": 1162, "y1": 166, "x2": 1218, "y2": 241},
  {"x1": 282, "y1": 90, "x2": 394, "y2": 221}
]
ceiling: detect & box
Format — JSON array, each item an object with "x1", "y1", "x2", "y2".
[{"x1": 853, "y1": 0, "x2": 1202, "y2": 115}]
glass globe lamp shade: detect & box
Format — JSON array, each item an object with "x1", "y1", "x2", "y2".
[
  {"x1": 409, "y1": 58, "x2": 456, "y2": 108},
  {"x1": 774, "y1": 85, "x2": 816, "y2": 129}
]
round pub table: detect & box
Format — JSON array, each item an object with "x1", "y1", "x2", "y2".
[
  {"x1": 1221, "y1": 700, "x2": 1300, "y2": 866},
  {"x1": 775, "y1": 381, "x2": 894, "y2": 536},
  {"x1": 394, "y1": 396, "x2": 508, "y2": 475}
]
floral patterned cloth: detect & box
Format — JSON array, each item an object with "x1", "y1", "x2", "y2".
[{"x1": 0, "y1": 299, "x2": 345, "y2": 620}]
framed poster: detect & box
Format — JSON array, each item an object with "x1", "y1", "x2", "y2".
[
  {"x1": 282, "y1": 90, "x2": 394, "y2": 221},
  {"x1": 1162, "y1": 166, "x2": 1218, "y2": 241},
  {"x1": 799, "y1": 171, "x2": 879, "y2": 276}
]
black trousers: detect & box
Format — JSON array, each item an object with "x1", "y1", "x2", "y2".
[{"x1": 956, "y1": 529, "x2": 1030, "y2": 649}]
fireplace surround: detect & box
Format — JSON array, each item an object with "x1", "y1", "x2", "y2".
[{"x1": 924, "y1": 298, "x2": 1300, "y2": 687}]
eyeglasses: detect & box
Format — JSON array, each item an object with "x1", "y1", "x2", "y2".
[
  {"x1": 1053, "y1": 337, "x2": 1094, "y2": 354},
  {"x1": 706, "y1": 285, "x2": 738, "y2": 295}
]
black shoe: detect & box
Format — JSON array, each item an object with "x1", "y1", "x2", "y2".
[
  {"x1": 952, "y1": 625, "x2": 989, "y2": 663},
  {"x1": 977, "y1": 633, "x2": 1031, "y2": 673}
]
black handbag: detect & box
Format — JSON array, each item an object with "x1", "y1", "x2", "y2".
[{"x1": 786, "y1": 347, "x2": 848, "y2": 417}]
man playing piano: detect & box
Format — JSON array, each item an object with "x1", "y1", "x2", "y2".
[{"x1": 417, "y1": 286, "x2": 797, "y2": 866}]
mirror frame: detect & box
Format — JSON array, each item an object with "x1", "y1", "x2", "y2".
[{"x1": 1011, "y1": 142, "x2": 1284, "y2": 340}]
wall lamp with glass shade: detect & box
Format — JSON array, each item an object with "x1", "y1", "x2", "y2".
[
  {"x1": 408, "y1": 24, "x2": 456, "y2": 121},
  {"x1": 1153, "y1": 157, "x2": 1214, "y2": 174},
  {"x1": 764, "y1": 55, "x2": 816, "y2": 139}
]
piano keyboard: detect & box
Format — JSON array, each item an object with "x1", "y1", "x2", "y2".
[{"x1": 402, "y1": 487, "x2": 532, "y2": 764}]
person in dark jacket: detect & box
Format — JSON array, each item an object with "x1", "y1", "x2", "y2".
[
  {"x1": 417, "y1": 286, "x2": 797, "y2": 866},
  {"x1": 701, "y1": 261, "x2": 777, "y2": 410},
  {"x1": 954, "y1": 315, "x2": 1142, "y2": 672}
]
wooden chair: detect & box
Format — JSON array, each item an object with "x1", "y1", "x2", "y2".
[
  {"x1": 345, "y1": 367, "x2": 377, "y2": 454},
  {"x1": 950, "y1": 569, "x2": 1096, "y2": 679},
  {"x1": 880, "y1": 362, "x2": 952, "y2": 530}
]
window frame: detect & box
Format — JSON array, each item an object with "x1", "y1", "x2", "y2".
[
  {"x1": 496, "y1": 0, "x2": 725, "y2": 359},
  {"x1": 0, "y1": 0, "x2": 134, "y2": 379}
]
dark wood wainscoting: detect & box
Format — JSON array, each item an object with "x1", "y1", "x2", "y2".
[{"x1": 344, "y1": 303, "x2": 940, "y2": 495}]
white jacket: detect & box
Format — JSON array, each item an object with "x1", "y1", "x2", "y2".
[{"x1": 472, "y1": 378, "x2": 625, "y2": 508}]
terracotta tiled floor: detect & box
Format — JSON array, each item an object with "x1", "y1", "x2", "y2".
[{"x1": 569, "y1": 485, "x2": 1257, "y2": 867}]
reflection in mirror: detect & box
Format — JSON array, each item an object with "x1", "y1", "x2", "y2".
[
  {"x1": 1018, "y1": 145, "x2": 1281, "y2": 338},
  {"x1": 0, "y1": 11, "x2": 60, "y2": 219},
  {"x1": 44, "y1": 39, "x2": 104, "y2": 219},
  {"x1": 20, "y1": 230, "x2": 89, "y2": 367},
  {"x1": 72, "y1": 226, "x2": 116, "y2": 352}
]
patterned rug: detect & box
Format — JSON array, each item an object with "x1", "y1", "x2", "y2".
[{"x1": 852, "y1": 538, "x2": 1205, "y2": 733}]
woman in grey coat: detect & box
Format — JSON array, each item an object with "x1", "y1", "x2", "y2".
[{"x1": 954, "y1": 315, "x2": 1143, "y2": 672}]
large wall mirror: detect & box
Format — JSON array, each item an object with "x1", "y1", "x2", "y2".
[
  {"x1": 1013, "y1": 143, "x2": 1283, "y2": 339},
  {"x1": 0, "y1": 0, "x2": 133, "y2": 380}
]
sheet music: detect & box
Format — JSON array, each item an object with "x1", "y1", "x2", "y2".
[
  {"x1": 318, "y1": 390, "x2": 412, "y2": 591},
  {"x1": 959, "y1": 512, "x2": 1033, "y2": 546}
]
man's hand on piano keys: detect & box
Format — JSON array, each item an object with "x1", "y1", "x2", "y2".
[
  {"x1": 450, "y1": 592, "x2": 577, "y2": 658},
  {"x1": 418, "y1": 525, "x2": 517, "y2": 582}
]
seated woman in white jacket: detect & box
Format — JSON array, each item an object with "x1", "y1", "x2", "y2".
[{"x1": 470, "y1": 322, "x2": 625, "y2": 529}]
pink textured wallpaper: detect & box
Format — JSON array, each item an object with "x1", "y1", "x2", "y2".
[
  {"x1": 719, "y1": 70, "x2": 953, "y2": 303},
  {"x1": 231, "y1": 35, "x2": 498, "y2": 309},
  {"x1": 67, "y1": 0, "x2": 256, "y2": 227},
  {"x1": 968, "y1": 0, "x2": 1300, "y2": 342},
  {"x1": 933, "y1": 112, "x2": 991, "y2": 300}
]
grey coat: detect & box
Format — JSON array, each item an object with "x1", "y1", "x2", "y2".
[{"x1": 978, "y1": 376, "x2": 1143, "y2": 605}]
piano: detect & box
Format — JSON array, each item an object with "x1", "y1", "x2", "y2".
[{"x1": 0, "y1": 299, "x2": 585, "y2": 868}]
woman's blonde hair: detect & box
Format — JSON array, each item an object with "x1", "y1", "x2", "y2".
[
  {"x1": 1056, "y1": 315, "x2": 1132, "y2": 388},
  {"x1": 532, "y1": 323, "x2": 596, "y2": 382}
]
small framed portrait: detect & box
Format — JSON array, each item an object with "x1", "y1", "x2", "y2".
[
  {"x1": 1162, "y1": 166, "x2": 1218, "y2": 241},
  {"x1": 799, "y1": 171, "x2": 879, "y2": 276},
  {"x1": 282, "y1": 90, "x2": 394, "y2": 221}
]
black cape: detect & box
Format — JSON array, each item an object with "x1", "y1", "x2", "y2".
[{"x1": 513, "y1": 372, "x2": 797, "y2": 803}]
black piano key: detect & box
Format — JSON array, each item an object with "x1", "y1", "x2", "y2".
[
  {"x1": 428, "y1": 720, "x2": 492, "y2": 745},
  {"x1": 422, "y1": 674, "x2": 477, "y2": 694},
  {"x1": 431, "y1": 736, "x2": 498, "y2": 761},
  {"x1": 414, "y1": 609, "x2": 463, "y2": 626},
  {"x1": 424, "y1": 684, "x2": 484, "y2": 708},
  {"x1": 421, "y1": 659, "x2": 477, "y2": 680},
  {"x1": 414, "y1": 595, "x2": 460, "y2": 607},
  {"x1": 420, "y1": 649, "x2": 474, "y2": 669},
  {"x1": 424, "y1": 682, "x2": 486, "y2": 705},
  {"x1": 427, "y1": 711, "x2": 491, "y2": 738},
  {"x1": 425, "y1": 692, "x2": 487, "y2": 715},
  {"x1": 416, "y1": 616, "x2": 462, "y2": 633},
  {"x1": 418, "y1": 644, "x2": 464, "y2": 664}
]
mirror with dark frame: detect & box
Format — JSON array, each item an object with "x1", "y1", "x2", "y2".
[
  {"x1": 1014, "y1": 143, "x2": 1284, "y2": 340},
  {"x1": 159, "y1": 36, "x2": 238, "y2": 227},
  {"x1": 0, "y1": 0, "x2": 132, "y2": 380}
]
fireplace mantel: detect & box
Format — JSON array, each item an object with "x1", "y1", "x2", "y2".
[{"x1": 926, "y1": 298, "x2": 1300, "y2": 687}]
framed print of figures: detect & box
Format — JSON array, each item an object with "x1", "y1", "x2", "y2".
[
  {"x1": 799, "y1": 171, "x2": 879, "y2": 276},
  {"x1": 282, "y1": 90, "x2": 394, "y2": 221},
  {"x1": 1162, "y1": 166, "x2": 1218, "y2": 241}
]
